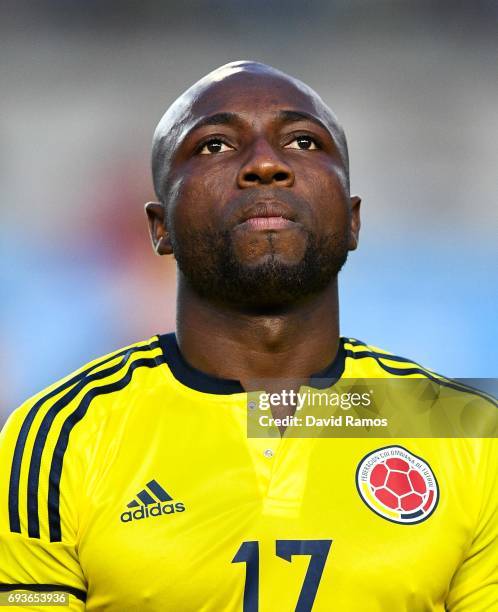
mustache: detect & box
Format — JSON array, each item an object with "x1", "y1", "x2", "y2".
[{"x1": 223, "y1": 189, "x2": 311, "y2": 228}]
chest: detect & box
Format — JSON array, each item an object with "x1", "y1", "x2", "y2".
[{"x1": 77, "y1": 430, "x2": 471, "y2": 611}]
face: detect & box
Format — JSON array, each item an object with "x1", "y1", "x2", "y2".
[{"x1": 147, "y1": 67, "x2": 361, "y2": 308}]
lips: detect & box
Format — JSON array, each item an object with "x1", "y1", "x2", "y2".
[
  {"x1": 242, "y1": 216, "x2": 295, "y2": 230},
  {"x1": 236, "y1": 200, "x2": 297, "y2": 230}
]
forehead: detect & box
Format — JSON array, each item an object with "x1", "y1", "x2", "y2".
[{"x1": 188, "y1": 71, "x2": 324, "y2": 120}]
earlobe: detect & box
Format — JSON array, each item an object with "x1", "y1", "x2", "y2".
[
  {"x1": 349, "y1": 195, "x2": 361, "y2": 251},
  {"x1": 155, "y1": 234, "x2": 173, "y2": 256},
  {"x1": 144, "y1": 202, "x2": 173, "y2": 256}
]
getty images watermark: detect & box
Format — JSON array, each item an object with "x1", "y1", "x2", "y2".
[
  {"x1": 245, "y1": 378, "x2": 497, "y2": 438},
  {"x1": 254, "y1": 388, "x2": 383, "y2": 429}
]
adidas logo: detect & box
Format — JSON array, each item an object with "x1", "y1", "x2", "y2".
[{"x1": 120, "y1": 479, "x2": 186, "y2": 523}]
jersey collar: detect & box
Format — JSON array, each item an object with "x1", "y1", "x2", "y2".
[{"x1": 158, "y1": 333, "x2": 346, "y2": 395}]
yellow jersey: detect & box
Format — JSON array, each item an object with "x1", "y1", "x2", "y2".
[{"x1": 0, "y1": 334, "x2": 496, "y2": 611}]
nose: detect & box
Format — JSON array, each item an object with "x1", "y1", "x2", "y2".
[{"x1": 237, "y1": 139, "x2": 294, "y2": 188}]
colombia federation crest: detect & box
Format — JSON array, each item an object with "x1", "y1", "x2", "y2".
[{"x1": 356, "y1": 445, "x2": 439, "y2": 524}]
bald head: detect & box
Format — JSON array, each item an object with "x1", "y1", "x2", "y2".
[{"x1": 151, "y1": 61, "x2": 350, "y2": 202}]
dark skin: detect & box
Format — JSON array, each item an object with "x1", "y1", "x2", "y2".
[{"x1": 146, "y1": 62, "x2": 361, "y2": 419}]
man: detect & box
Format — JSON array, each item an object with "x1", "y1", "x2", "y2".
[{"x1": 0, "y1": 61, "x2": 496, "y2": 611}]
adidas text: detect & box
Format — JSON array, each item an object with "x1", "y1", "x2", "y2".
[{"x1": 120, "y1": 502, "x2": 186, "y2": 523}]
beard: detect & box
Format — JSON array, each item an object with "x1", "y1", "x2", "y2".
[{"x1": 171, "y1": 227, "x2": 349, "y2": 309}]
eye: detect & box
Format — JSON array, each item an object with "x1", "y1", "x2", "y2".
[
  {"x1": 284, "y1": 135, "x2": 319, "y2": 150},
  {"x1": 198, "y1": 139, "x2": 234, "y2": 155}
]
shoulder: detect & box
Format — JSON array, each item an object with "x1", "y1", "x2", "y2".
[
  {"x1": 343, "y1": 336, "x2": 496, "y2": 403},
  {"x1": 1, "y1": 333, "x2": 165, "y2": 465},
  {"x1": 3, "y1": 335, "x2": 163, "y2": 431},
  {"x1": 1, "y1": 334, "x2": 167, "y2": 452},
  {"x1": 343, "y1": 337, "x2": 444, "y2": 377},
  {"x1": 0, "y1": 335, "x2": 164, "y2": 542},
  {"x1": 342, "y1": 337, "x2": 496, "y2": 436}
]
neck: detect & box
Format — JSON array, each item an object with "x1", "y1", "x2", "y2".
[{"x1": 176, "y1": 273, "x2": 341, "y2": 389}]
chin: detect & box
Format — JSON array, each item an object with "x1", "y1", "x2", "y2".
[
  {"x1": 242, "y1": 252, "x2": 307, "y2": 269},
  {"x1": 231, "y1": 236, "x2": 308, "y2": 268}
]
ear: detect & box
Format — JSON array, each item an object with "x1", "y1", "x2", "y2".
[
  {"x1": 348, "y1": 195, "x2": 361, "y2": 251},
  {"x1": 144, "y1": 202, "x2": 173, "y2": 256}
]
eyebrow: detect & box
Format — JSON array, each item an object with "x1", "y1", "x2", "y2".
[
  {"x1": 277, "y1": 110, "x2": 331, "y2": 134},
  {"x1": 187, "y1": 112, "x2": 240, "y2": 136},
  {"x1": 184, "y1": 109, "x2": 332, "y2": 141}
]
